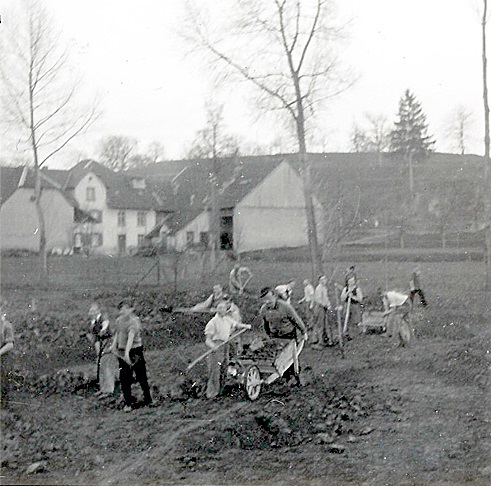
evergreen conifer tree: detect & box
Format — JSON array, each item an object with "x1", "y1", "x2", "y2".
[{"x1": 390, "y1": 89, "x2": 435, "y2": 160}]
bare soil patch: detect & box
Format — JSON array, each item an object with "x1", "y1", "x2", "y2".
[{"x1": 1, "y1": 261, "x2": 490, "y2": 485}]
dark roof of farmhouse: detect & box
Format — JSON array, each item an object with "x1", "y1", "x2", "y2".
[
  {"x1": 133, "y1": 155, "x2": 286, "y2": 233},
  {"x1": 0, "y1": 166, "x2": 24, "y2": 206},
  {"x1": 0, "y1": 166, "x2": 80, "y2": 208},
  {"x1": 67, "y1": 160, "x2": 166, "y2": 210}
]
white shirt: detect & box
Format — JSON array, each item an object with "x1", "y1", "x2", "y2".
[
  {"x1": 204, "y1": 314, "x2": 237, "y2": 343},
  {"x1": 385, "y1": 291, "x2": 409, "y2": 308},
  {"x1": 301, "y1": 284, "x2": 315, "y2": 308},
  {"x1": 314, "y1": 283, "x2": 331, "y2": 309}
]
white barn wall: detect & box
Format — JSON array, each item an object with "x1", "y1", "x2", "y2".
[
  {"x1": 0, "y1": 188, "x2": 74, "y2": 251},
  {"x1": 234, "y1": 161, "x2": 323, "y2": 253},
  {"x1": 235, "y1": 207, "x2": 308, "y2": 252},
  {"x1": 172, "y1": 211, "x2": 210, "y2": 251}
]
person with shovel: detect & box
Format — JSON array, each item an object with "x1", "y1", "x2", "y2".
[
  {"x1": 229, "y1": 264, "x2": 253, "y2": 295},
  {"x1": 340, "y1": 276, "x2": 364, "y2": 340},
  {"x1": 87, "y1": 303, "x2": 117, "y2": 397},
  {"x1": 204, "y1": 301, "x2": 251, "y2": 399},
  {"x1": 312, "y1": 275, "x2": 334, "y2": 349},
  {"x1": 190, "y1": 284, "x2": 225, "y2": 312},
  {"x1": 110, "y1": 300, "x2": 153, "y2": 411}
]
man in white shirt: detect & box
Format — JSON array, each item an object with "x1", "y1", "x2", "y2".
[
  {"x1": 87, "y1": 303, "x2": 118, "y2": 396},
  {"x1": 381, "y1": 290, "x2": 411, "y2": 342},
  {"x1": 204, "y1": 302, "x2": 251, "y2": 399},
  {"x1": 298, "y1": 279, "x2": 315, "y2": 330}
]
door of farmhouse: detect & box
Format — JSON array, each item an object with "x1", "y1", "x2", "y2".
[{"x1": 118, "y1": 235, "x2": 126, "y2": 255}]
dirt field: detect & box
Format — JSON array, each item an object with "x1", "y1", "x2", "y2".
[{"x1": 1, "y1": 260, "x2": 490, "y2": 485}]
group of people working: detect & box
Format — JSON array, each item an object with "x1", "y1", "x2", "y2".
[
  {"x1": 283, "y1": 267, "x2": 365, "y2": 350},
  {"x1": 0, "y1": 263, "x2": 427, "y2": 410}
]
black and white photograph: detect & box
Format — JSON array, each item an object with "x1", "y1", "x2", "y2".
[{"x1": 0, "y1": 0, "x2": 489, "y2": 485}]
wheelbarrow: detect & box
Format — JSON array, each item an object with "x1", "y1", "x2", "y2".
[
  {"x1": 360, "y1": 311, "x2": 387, "y2": 334},
  {"x1": 226, "y1": 336, "x2": 306, "y2": 401}
]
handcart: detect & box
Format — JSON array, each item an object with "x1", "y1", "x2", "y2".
[
  {"x1": 360, "y1": 311, "x2": 387, "y2": 334},
  {"x1": 226, "y1": 336, "x2": 306, "y2": 401}
]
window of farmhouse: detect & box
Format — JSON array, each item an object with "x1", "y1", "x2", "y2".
[
  {"x1": 137, "y1": 211, "x2": 147, "y2": 227},
  {"x1": 90, "y1": 210, "x2": 102, "y2": 223},
  {"x1": 137, "y1": 234, "x2": 145, "y2": 247},
  {"x1": 91, "y1": 233, "x2": 103, "y2": 247},
  {"x1": 200, "y1": 231, "x2": 209, "y2": 247},
  {"x1": 86, "y1": 187, "x2": 96, "y2": 201},
  {"x1": 118, "y1": 211, "x2": 126, "y2": 227},
  {"x1": 186, "y1": 231, "x2": 194, "y2": 246}
]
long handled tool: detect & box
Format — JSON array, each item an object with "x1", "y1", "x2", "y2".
[
  {"x1": 160, "y1": 305, "x2": 214, "y2": 315},
  {"x1": 186, "y1": 327, "x2": 250, "y2": 372},
  {"x1": 239, "y1": 275, "x2": 252, "y2": 295},
  {"x1": 343, "y1": 295, "x2": 351, "y2": 337},
  {"x1": 334, "y1": 286, "x2": 344, "y2": 358},
  {"x1": 96, "y1": 345, "x2": 103, "y2": 386}
]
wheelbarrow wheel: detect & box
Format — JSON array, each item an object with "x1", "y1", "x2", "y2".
[{"x1": 244, "y1": 365, "x2": 262, "y2": 401}]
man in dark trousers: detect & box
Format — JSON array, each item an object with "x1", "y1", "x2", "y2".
[{"x1": 110, "y1": 301, "x2": 153, "y2": 412}]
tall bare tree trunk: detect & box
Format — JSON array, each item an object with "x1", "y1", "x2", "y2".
[
  {"x1": 408, "y1": 152, "x2": 414, "y2": 199},
  {"x1": 210, "y1": 131, "x2": 219, "y2": 270},
  {"x1": 30, "y1": 87, "x2": 48, "y2": 282},
  {"x1": 483, "y1": 0, "x2": 491, "y2": 290},
  {"x1": 294, "y1": 83, "x2": 322, "y2": 280}
]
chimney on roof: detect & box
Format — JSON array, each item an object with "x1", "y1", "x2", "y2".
[
  {"x1": 131, "y1": 177, "x2": 146, "y2": 189},
  {"x1": 18, "y1": 165, "x2": 29, "y2": 187}
]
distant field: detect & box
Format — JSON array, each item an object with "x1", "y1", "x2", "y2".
[{"x1": 0, "y1": 246, "x2": 485, "y2": 292}]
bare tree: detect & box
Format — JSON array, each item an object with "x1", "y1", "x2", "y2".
[
  {"x1": 350, "y1": 114, "x2": 390, "y2": 162},
  {"x1": 446, "y1": 106, "x2": 473, "y2": 155},
  {"x1": 0, "y1": 0, "x2": 99, "y2": 281},
  {"x1": 147, "y1": 141, "x2": 166, "y2": 164},
  {"x1": 186, "y1": 103, "x2": 239, "y2": 160},
  {"x1": 320, "y1": 187, "x2": 361, "y2": 261},
  {"x1": 428, "y1": 183, "x2": 461, "y2": 248},
  {"x1": 184, "y1": 0, "x2": 350, "y2": 279},
  {"x1": 98, "y1": 135, "x2": 138, "y2": 171},
  {"x1": 481, "y1": 0, "x2": 491, "y2": 289},
  {"x1": 350, "y1": 124, "x2": 371, "y2": 153},
  {"x1": 186, "y1": 102, "x2": 239, "y2": 268}
]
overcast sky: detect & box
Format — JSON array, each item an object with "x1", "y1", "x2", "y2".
[{"x1": 1, "y1": 0, "x2": 485, "y2": 168}]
